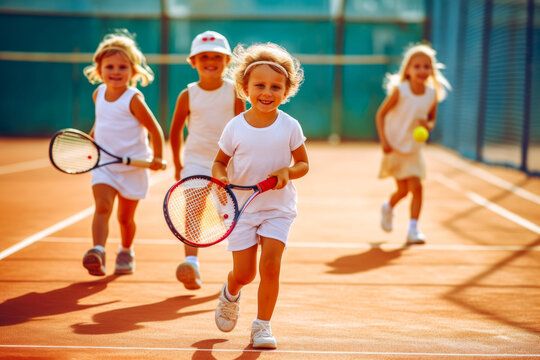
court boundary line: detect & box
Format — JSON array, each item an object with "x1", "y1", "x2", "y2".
[
  {"x1": 431, "y1": 149, "x2": 540, "y2": 205},
  {"x1": 434, "y1": 174, "x2": 540, "y2": 235},
  {"x1": 0, "y1": 170, "x2": 172, "y2": 261},
  {"x1": 0, "y1": 345, "x2": 538, "y2": 357},
  {"x1": 0, "y1": 158, "x2": 50, "y2": 175},
  {"x1": 38, "y1": 237, "x2": 540, "y2": 251}
]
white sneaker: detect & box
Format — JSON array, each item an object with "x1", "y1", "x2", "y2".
[
  {"x1": 215, "y1": 283, "x2": 240, "y2": 332},
  {"x1": 381, "y1": 204, "x2": 393, "y2": 232},
  {"x1": 176, "y1": 262, "x2": 201, "y2": 290},
  {"x1": 251, "y1": 320, "x2": 277, "y2": 349},
  {"x1": 114, "y1": 250, "x2": 134, "y2": 275},
  {"x1": 407, "y1": 228, "x2": 426, "y2": 245}
]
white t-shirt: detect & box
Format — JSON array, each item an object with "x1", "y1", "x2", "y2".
[
  {"x1": 218, "y1": 110, "x2": 306, "y2": 216},
  {"x1": 384, "y1": 81, "x2": 436, "y2": 154}
]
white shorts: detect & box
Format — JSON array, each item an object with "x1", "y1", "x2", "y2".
[
  {"x1": 91, "y1": 166, "x2": 149, "y2": 200},
  {"x1": 181, "y1": 163, "x2": 211, "y2": 179},
  {"x1": 226, "y1": 210, "x2": 296, "y2": 251}
]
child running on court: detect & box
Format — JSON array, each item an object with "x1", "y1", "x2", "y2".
[
  {"x1": 375, "y1": 44, "x2": 451, "y2": 245},
  {"x1": 82, "y1": 30, "x2": 165, "y2": 276},
  {"x1": 169, "y1": 30, "x2": 245, "y2": 290},
  {"x1": 212, "y1": 42, "x2": 309, "y2": 349}
]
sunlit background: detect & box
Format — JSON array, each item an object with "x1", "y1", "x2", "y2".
[{"x1": 0, "y1": 0, "x2": 538, "y2": 174}]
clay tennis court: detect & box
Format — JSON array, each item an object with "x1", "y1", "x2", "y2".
[{"x1": 0, "y1": 139, "x2": 539, "y2": 359}]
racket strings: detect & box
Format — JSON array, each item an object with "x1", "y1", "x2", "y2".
[
  {"x1": 167, "y1": 179, "x2": 236, "y2": 245},
  {"x1": 51, "y1": 132, "x2": 99, "y2": 173}
]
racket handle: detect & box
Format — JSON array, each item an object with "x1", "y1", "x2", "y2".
[
  {"x1": 126, "y1": 158, "x2": 167, "y2": 170},
  {"x1": 257, "y1": 176, "x2": 278, "y2": 193}
]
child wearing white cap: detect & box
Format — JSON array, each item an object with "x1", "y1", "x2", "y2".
[{"x1": 169, "y1": 30, "x2": 245, "y2": 290}]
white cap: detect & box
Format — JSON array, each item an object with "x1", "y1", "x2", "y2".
[{"x1": 189, "y1": 30, "x2": 232, "y2": 57}]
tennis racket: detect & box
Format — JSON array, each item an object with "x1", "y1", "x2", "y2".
[
  {"x1": 163, "y1": 175, "x2": 278, "y2": 247},
  {"x1": 49, "y1": 128, "x2": 166, "y2": 174}
]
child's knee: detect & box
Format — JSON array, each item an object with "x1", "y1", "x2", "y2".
[
  {"x1": 232, "y1": 269, "x2": 256, "y2": 285},
  {"x1": 259, "y1": 258, "x2": 281, "y2": 279}
]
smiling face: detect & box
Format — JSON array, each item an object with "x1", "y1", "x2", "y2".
[
  {"x1": 98, "y1": 51, "x2": 133, "y2": 90},
  {"x1": 405, "y1": 53, "x2": 433, "y2": 85},
  {"x1": 244, "y1": 64, "x2": 288, "y2": 117},
  {"x1": 190, "y1": 51, "x2": 230, "y2": 80}
]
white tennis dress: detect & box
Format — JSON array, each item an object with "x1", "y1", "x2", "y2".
[
  {"x1": 379, "y1": 81, "x2": 436, "y2": 180},
  {"x1": 181, "y1": 79, "x2": 236, "y2": 178},
  {"x1": 91, "y1": 84, "x2": 152, "y2": 200}
]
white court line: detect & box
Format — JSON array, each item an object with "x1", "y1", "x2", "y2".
[
  {"x1": 431, "y1": 151, "x2": 540, "y2": 205},
  {"x1": 434, "y1": 173, "x2": 540, "y2": 235},
  {"x1": 0, "y1": 170, "x2": 173, "y2": 261},
  {"x1": 39, "y1": 237, "x2": 540, "y2": 251},
  {"x1": 0, "y1": 158, "x2": 50, "y2": 175},
  {"x1": 0, "y1": 208, "x2": 94, "y2": 261},
  {"x1": 0, "y1": 345, "x2": 538, "y2": 357}
]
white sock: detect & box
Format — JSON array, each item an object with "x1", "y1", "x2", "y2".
[
  {"x1": 254, "y1": 318, "x2": 270, "y2": 327},
  {"x1": 409, "y1": 219, "x2": 418, "y2": 232},
  {"x1": 93, "y1": 245, "x2": 105, "y2": 253},
  {"x1": 383, "y1": 201, "x2": 392, "y2": 212},
  {"x1": 118, "y1": 245, "x2": 133, "y2": 254},
  {"x1": 224, "y1": 283, "x2": 239, "y2": 302},
  {"x1": 185, "y1": 255, "x2": 199, "y2": 266}
]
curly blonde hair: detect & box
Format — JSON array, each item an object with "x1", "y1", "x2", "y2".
[
  {"x1": 384, "y1": 43, "x2": 451, "y2": 101},
  {"x1": 83, "y1": 29, "x2": 154, "y2": 87},
  {"x1": 228, "y1": 42, "x2": 303, "y2": 104}
]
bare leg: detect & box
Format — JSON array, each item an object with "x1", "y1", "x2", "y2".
[
  {"x1": 91, "y1": 184, "x2": 117, "y2": 247},
  {"x1": 389, "y1": 179, "x2": 409, "y2": 208},
  {"x1": 407, "y1": 177, "x2": 423, "y2": 220},
  {"x1": 227, "y1": 244, "x2": 258, "y2": 296},
  {"x1": 184, "y1": 244, "x2": 198, "y2": 257},
  {"x1": 117, "y1": 194, "x2": 139, "y2": 249},
  {"x1": 256, "y1": 238, "x2": 285, "y2": 321}
]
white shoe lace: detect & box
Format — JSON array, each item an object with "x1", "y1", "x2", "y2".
[
  {"x1": 218, "y1": 300, "x2": 239, "y2": 320},
  {"x1": 253, "y1": 323, "x2": 273, "y2": 340}
]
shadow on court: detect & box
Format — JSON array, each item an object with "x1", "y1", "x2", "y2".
[
  {"x1": 443, "y1": 236, "x2": 540, "y2": 335},
  {"x1": 71, "y1": 292, "x2": 219, "y2": 334},
  {"x1": 325, "y1": 243, "x2": 406, "y2": 274},
  {"x1": 0, "y1": 275, "x2": 119, "y2": 326},
  {"x1": 191, "y1": 339, "x2": 263, "y2": 360}
]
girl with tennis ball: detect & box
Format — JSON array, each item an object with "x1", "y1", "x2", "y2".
[
  {"x1": 375, "y1": 44, "x2": 450, "y2": 245},
  {"x1": 211, "y1": 42, "x2": 309, "y2": 349},
  {"x1": 82, "y1": 30, "x2": 165, "y2": 276}
]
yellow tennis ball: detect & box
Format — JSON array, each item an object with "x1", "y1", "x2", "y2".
[{"x1": 413, "y1": 126, "x2": 429, "y2": 142}]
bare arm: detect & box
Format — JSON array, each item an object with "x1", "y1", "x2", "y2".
[
  {"x1": 375, "y1": 88, "x2": 399, "y2": 154},
  {"x1": 88, "y1": 89, "x2": 98, "y2": 138},
  {"x1": 169, "y1": 89, "x2": 190, "y2": 180},
  {"x1": 212, "y1": 149, "x2": 231, "y2": 184},
  {"x1": 130, "y1": 93, "x2": 165, "y2": 170},
  {"x1": 269, "y1": 143, "x2": 309, "y2": 190},
  {"x1": 420, "y1": 100, "x2": 438, "y2": 132}
]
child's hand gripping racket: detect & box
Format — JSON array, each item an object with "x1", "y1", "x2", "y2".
[
  {"x1": 49, "y1": 128, "x2": 167, "y2": 174},
  {"x1": 163, "y1": 175, "x2": 278, "y2": 247}
]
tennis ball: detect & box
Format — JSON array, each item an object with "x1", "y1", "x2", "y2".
[{"x1": 413, "y1": 126, "x2": 429, "y2": 142}]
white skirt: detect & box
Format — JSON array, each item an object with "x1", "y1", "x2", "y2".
[
  {"x1": 91, "y1": 165, "x2": 149, "y2": 200},
  {"x1": 378, "y1": 149, "x2": 425, "y2": 180}
]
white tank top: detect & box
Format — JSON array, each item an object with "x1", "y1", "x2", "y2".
[
  {"x1": 183, "y1": 79, "x2": 236, "y2": 167},
  {"x1": 384, "y1": 81, "x2": 436, "y2": 154},
  {"x1": 94, "y1": 84, "x2": 151, "y2": 171}
]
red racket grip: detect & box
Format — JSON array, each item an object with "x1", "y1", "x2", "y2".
[{"x1": 257, "y1": 176, "x2": 278, "y2": 193}]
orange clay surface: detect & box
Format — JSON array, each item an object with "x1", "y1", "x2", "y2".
[{"x1": 0, "y1": 139, "x2": 539, "y2": 360}]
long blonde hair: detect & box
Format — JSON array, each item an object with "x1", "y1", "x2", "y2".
[
  {"x1": 228, "y1": 42, "x2": 304, "y2": 104},
  {"x1": 384, "y1": 43, "x2": 451, "y2": 101},
  {"x1": 83, "y1": 29, "x2": 154, "y2": 87}
]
